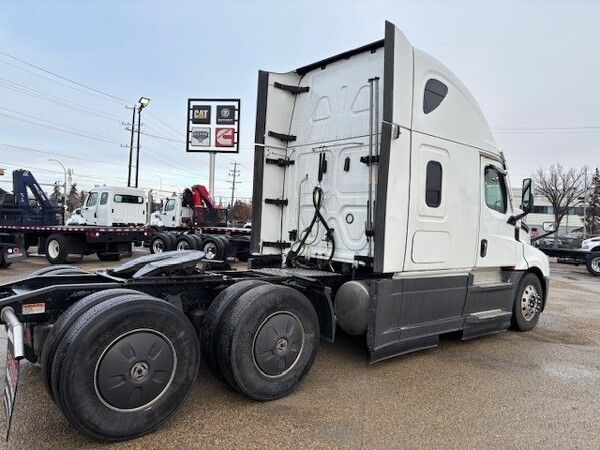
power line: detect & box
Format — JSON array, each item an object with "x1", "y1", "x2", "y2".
[
  {"x1": 0, "y1": 49, "x2": 133, "y2": 104},
  {"x1": 0, "y1": 111, "x2": 122, "y2": 144},
  {"x1": 143, "y1": 115, "x2": 184, "y2": 140},
  {"x1": 0, "y1": 106, "x2": 123, "y2": 143},
  {"x1": 146, "y1": 111, "x2": 185, "y2": 137},
  {"x1": 0, "y1": 142, "x2": 126, "y2": 167},
  {"x1": 0, "y1": 78, "x2": 127, "y2": 123},
  {"x1": 0, "y1": 58, "x2": 129, "y2": 106}
]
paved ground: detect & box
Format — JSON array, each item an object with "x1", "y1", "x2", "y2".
[{"x1": 0, "y1": 253, "x2": 599, "y2": 449}]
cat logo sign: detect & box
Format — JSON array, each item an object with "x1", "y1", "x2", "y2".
[{"x1": 215, "y1": 128, "x2": 234, "y2": 147}]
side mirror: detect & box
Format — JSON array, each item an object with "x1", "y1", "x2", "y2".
[
  {"x1": 543, "y1": 221, "x2": 557, "y2": 233},
  {"x1": 508, "y1": 178, "x2": 534, "y2": 226},
  {"x1": 521, "y1": 178, "x2": 533, "y2": 213}
]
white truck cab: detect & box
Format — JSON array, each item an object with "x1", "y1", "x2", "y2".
[
  {"x1": 154, "y1": 195, "x2": 194, "y2": 228},
  {"x1": 251, "y1": 21, "x2": 550, "y2": 361},
  {"x1": 82, "y1": 186, "x2": 146, "y2": 227}
]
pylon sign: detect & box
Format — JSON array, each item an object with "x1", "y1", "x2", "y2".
[{"x1": 187, "y1": 98, "x2": 240, "y2": 153}]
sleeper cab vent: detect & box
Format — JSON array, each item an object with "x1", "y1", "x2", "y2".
[{"x1": 423, "y1": 79, "x2": 448, "y2": 114}]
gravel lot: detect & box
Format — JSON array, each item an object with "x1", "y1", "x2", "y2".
[{"x1": 0, "y1": 253, "x2": 599, "y2": 449}]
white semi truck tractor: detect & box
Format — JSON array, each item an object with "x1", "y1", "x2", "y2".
[
  {"x1": 250, "y1": 20, "x2": 549, "y2": 359},
  {"x1": 0, "y1": 21, "x2": 549, "y2": 442}
]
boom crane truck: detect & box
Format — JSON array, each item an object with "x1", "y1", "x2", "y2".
[
  {"x1": 149, "y1": 184, "x2": 250, "y2": 261},
  {"x1": 0, "y1": 22, "x2": 549, "y2": 443}
]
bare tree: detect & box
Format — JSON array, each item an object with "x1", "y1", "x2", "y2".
[{"x1": 534, "y1": 163, "x2": 586, "y2": 247}]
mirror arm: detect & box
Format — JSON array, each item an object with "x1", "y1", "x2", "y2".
[{"x1": 508, "y1": 211, "x2": 529, "y2": 226}]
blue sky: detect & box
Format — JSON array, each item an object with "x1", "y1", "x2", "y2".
[{"x1": 0, "y1": 0, "x2": 598, "y2": 202}]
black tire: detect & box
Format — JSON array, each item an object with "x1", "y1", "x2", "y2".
[
  {"x1": 51, "y1": 294, "x2": 200, "y2": 442},
  {"x1": 201, "y1": 236, "x2": 225, "y2": 260},
  {"x1": 510, "y1": 273, "x2": 543, "y2": 332},
  {"x1": 585, "y1": 253, "x2": 600, "y2": 276},
  {"x1": 164, "y1": 233, "x2": 177, "y2": 250},
  {"x1": 30, "y1": 265, "x2": 76, "y2": 277},
  {"x1": 0, "y1": 252, "x2": 11, "y2": 268},
  {"x1": 41, "y1": 288, "x2": 149, "y2": 402},
  {"x1": 175, "y1": 235, "x2": 197, "y2": 251},
  {"x1": 201, "y1": 280, "x2": 268, "y2": 380},
  {"x1": 96, "y1": 252, "x2": 120, "y2": 261},
  {"x1": 189, "y1": 234, "x2": 203, "y2": 249},
  {"x1": 149, "y1": 233, "x2": 169, "y2": 254},
  {"x1": 218, "y1": 284, "x2": 319, "y2": 401},
  {"x1": 45, "y1": 233, "x2": 70, "y2": 264},
  {"x1": 40, "y1": 267, "x2": 89, "y2": 276}
]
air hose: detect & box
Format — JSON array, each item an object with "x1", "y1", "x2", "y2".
[{"x1": 288, "y1": 186, "x2": 336, "y2": 269}]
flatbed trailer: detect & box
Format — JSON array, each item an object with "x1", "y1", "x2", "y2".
[
  {"x1": 0, "y1": 224, "x2": 150, "y2": 265},
  {"x1": 539, "y1": 247, "x2": 600, "y2": 275}
]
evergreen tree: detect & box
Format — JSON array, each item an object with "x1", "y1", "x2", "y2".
[
  {"x1": 585, "y1": 168, "x2": 600, "y2": 235},
  {"x1": 49, "y1": 181, "x2": 62, "y2": 207},
  {"x1": 66, "y1": 183, "x2": 80, "y2": 212}
]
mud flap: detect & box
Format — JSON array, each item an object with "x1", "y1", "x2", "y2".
[{"x1": 1, "y1": 307, "x2": 24, "y2": 441}]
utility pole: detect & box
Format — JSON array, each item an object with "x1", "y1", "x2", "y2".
[
  {"x1": 123, "y1": 105, "x2": 136, "y2": 187},
  {"x1": 228, "y1": 162, "x2": 241, "y2": 208}
]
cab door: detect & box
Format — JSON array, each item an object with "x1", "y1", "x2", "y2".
[
  {"x1": 161, "y1": 198, "x2": 178, "y2": 226},
  {"x1": 476, "y1": 157, "x2": 518, "y2": 268},
  {"x1": 96, "y1": 192, "x2": 110, "y2": 225},
  {"x1": 82, "y1": 192, "x2": 99, "y2": 225}
]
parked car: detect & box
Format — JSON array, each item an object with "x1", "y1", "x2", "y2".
[
  {"x1": 581, "y1": 236, "x2": 600, "y2": 252},
  {"x1": 65, "y1": 209, "x2": 86, "y2": 225}
]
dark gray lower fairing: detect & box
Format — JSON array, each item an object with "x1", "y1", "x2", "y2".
[{"x1": 367, "y1": 271, "x2": 528, "y2": 363}]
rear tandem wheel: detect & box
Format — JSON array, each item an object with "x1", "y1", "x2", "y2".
[
  {"x1": 41, "y1": 288, "x2": 152, "y2": 402},
  {"x1": 217, "y1": 284, "x2": 319, "y2": 401},
  {"x1": 50, "y1": 294, "x2": 200, "y2": 442}
]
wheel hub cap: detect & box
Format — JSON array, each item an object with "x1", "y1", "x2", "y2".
[
  {"x1": 96, "y1": 330, "x2": 175, "y2": 411},
  {"x1": 521, "y1": 285, "x2": 541, "y2": 321},
  {"x1": 130, "y1": 361, "x2": 149, "y2": 381},
  {"x1": 253, "y1": 312, "x2": 304, "y2": 378}
]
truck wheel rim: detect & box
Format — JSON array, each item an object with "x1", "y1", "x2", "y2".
[
  {"x1": 592, "y1": 257, "x2": 600, "y2": 273},
  {"x1": 203, "y1": 242, "x2": 217, "y2": 259},
  {"x1": 520, "y1": 284, "x2": 541, "y2": 321},
  {"x1": 152, "y1": 239, "x2": 164, "y2": 253},
  {"x1": 94, "y1": 329, "x2": 176, "y2": 412},
  {"x1": 48, "y1": 240, "x2": 60, "y2": 259},
  {"x1": 252, "y1": 312, "x2": 304, "y2": 378},
  {"x1": 176, "y1": 241, "x2": 190, "y2": 251}
]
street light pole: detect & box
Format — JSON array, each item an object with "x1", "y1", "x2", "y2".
[
  {"x1": 134, "y1": 96, "x2": 150, "y2": 188},
  {"x1": 127, "y1": 106, "x2": 136, "y2": 187},
  {"x1": 48, "y1": 158, "x2": 67, "y2": 223}
]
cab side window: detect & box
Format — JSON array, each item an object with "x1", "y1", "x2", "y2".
[
  {"x1": 86, "y1": 192, "x2": 98, "y2": 207},
  {"x1": 100, "y1": 192, "x2": 109, "y2": 205},
  {"x1": 164, "y1": 199, "x2": 176, "y2": 212},
  {"x1": 484, "y1": 166, "x2": 507, "y2": 213},
  {"x1": 425, "y1": 161, "x2": 442, "y2": 207}
]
